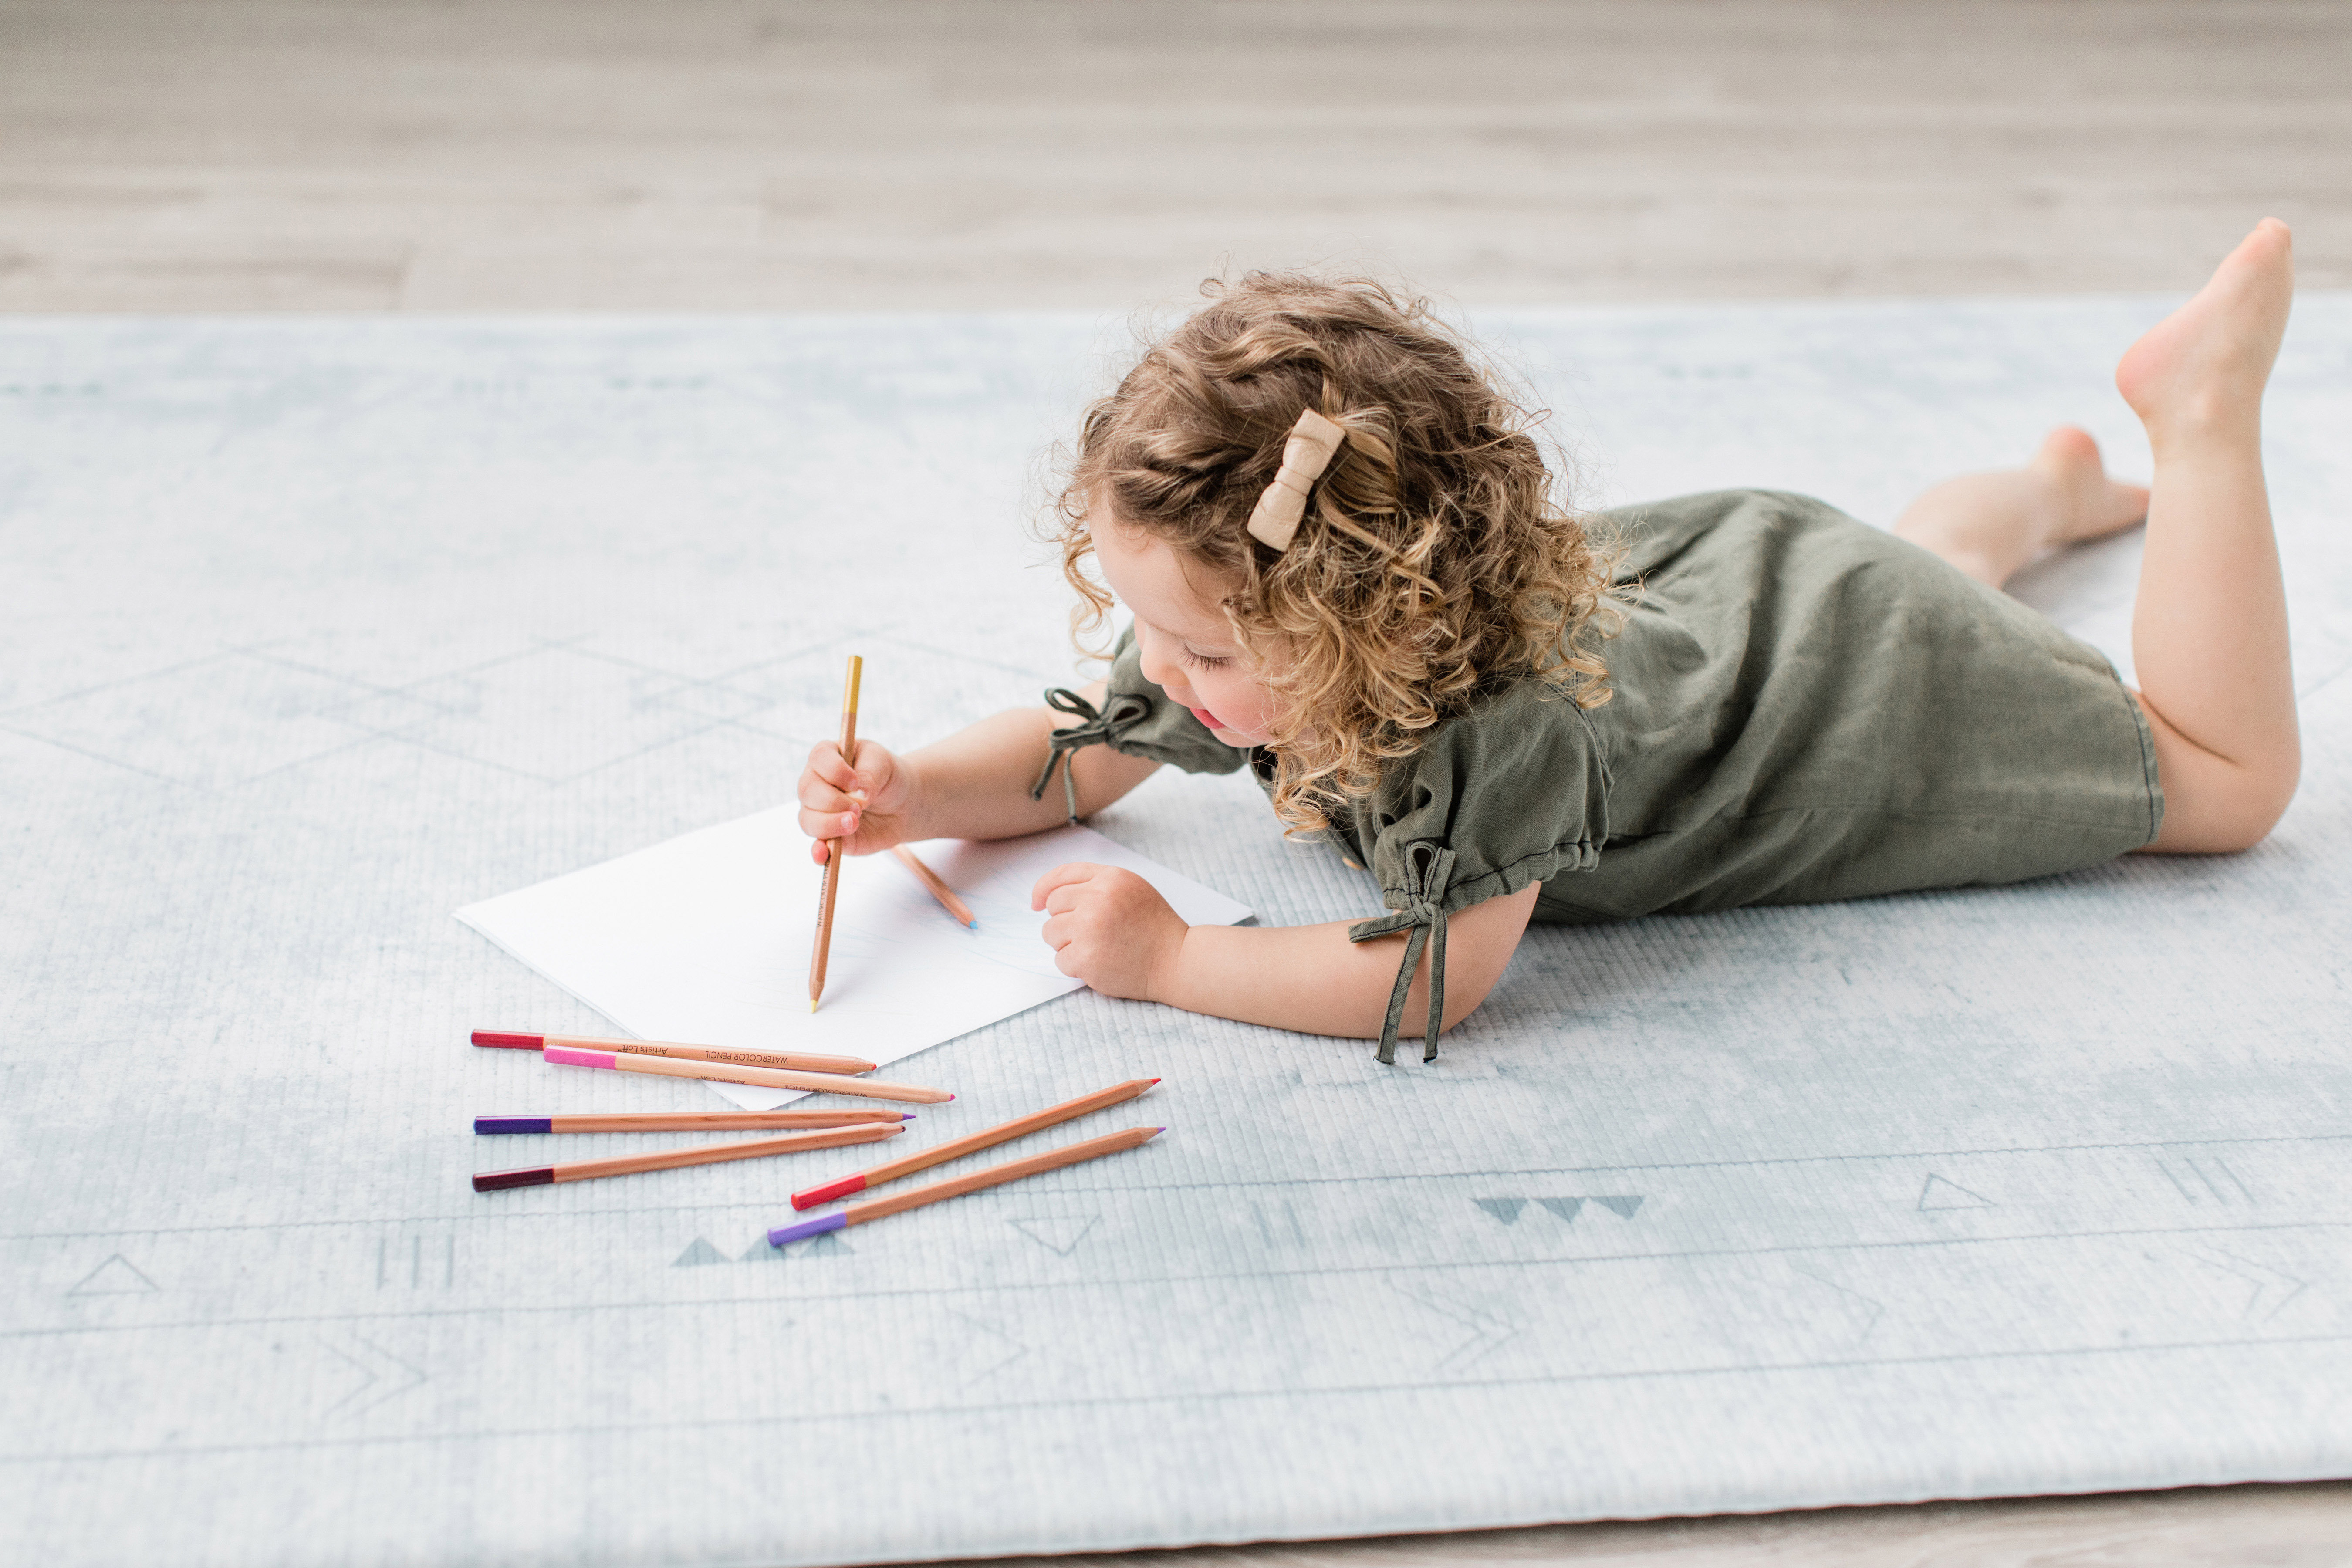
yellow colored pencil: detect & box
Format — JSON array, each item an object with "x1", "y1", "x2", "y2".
[{"x1": 809, "y1": 654, "x2": 862, "y2": 1010}]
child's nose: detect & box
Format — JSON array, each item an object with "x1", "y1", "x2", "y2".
[{"x1": 1137, "y1": 648, "x2": 1183, "y2": 694}]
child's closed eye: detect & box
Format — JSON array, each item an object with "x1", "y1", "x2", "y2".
[{"x1": 1182, "y1": 647, "x2": 1233, "y2": 670}]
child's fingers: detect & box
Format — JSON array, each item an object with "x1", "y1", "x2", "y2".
[
  {"x1": 798, "y1": 757, "x2": 868, "y2": 825},
  {"x1": 798, "y1": 804, "x2": 862, "y2": 841},
  {"x1": 1029, "y1": 861, "x2": 1103, "y2": 911},
  {"x1": 805, "y1": 742, "x2": 859, "y2": 791},
  {"x1": 798, "y1": 773, "x2": 861, "y2": 814},
  {"x1": 804, "y1": 746, "x2": 878, "y2": 804}
]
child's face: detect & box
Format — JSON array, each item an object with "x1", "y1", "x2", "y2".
[{"x1": 1091, "y1": 515, "x2": 1281, "y2": 747}]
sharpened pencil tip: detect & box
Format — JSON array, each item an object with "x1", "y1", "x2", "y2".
[
  {"x1": 967, "y1": 920, "x2": 979, "y2": 930},
  {"x1": 808, "y1": 999, "x2": 818, "y2": 1012},
  {"x1": 1149, "y1": 1077, "x2": 1162, "y2": 1085}
]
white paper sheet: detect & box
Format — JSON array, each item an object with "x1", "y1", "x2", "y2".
[{"x1": 453, "y1": 811, "x2": 1253, "y2": 1106}]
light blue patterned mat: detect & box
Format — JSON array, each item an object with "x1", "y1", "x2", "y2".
[{"x1": 3, "y1": 297, "x2": 2348, "y2": 1568}]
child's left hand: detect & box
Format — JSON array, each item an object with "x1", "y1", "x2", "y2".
[{"x1": 1031, "y1": 863, "x2": 1188, "y2": 1002}]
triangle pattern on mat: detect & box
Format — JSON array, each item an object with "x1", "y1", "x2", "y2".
[
  {"x1": 1917, "y1": 1174, "x2": 1995, "y2": 1211},
  {"x1": 1473, "y1": 1198, "x2": 1526, "y2": 1225},
  {"x1": 1535, "y1": 1198, "x2": 1585, "y2": 1222},
  {"x1": 68, "y1": 1254, "x2": 158, "y2": 1295},
  {"x1": 1592, "y1": 1196, "x2": 1644, "y2": 1220},
  {"x1": 1009, "y1": 1215, "x2": 1099, "y2": 1256},
  {"x1": 672, "y1": 1238, "x2": 731, "y2": 1267}
]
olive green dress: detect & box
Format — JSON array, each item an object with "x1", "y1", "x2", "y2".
[{"x1": 1034, "y1": 490, "x2": 2163, "y2": 1063}]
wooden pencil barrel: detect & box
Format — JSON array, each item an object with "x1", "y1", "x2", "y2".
[
  {"x1": 808, "y1": 654, "x2": 862, "y2": 1006},
  {"x1": 851, "y1": 1125, "x2": 1158, "y2": 1222},
  {"x1": 547, "y1": 1110, "x2": 905, "y2": 1132},
  {"x1": 581, "y1": 1047, "x2": 952, "y2": 1103},
  {"x1": 553, "y1": 1122, "x2": 899, "y2": 1183},
  {"x1": 542, "y1": 1034, "x2": 875, "y2": 1075},
  {"x1": 794, "y1": 1077, "x2": 1155, "y2": 1207}
]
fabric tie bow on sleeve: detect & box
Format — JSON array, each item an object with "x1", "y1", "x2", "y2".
[
  {"x1": 1346, "y1": 840, "x2": 1456, "y2": 1065},
  {"x1": 1028, "y1": 686, "x2": 1153, "y2": 823}
]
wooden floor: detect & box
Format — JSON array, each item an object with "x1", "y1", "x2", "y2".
[
  {"x1": 3, "y1": 0, "x2": 2349, "y2": 312},
  {"x1": 7, "y1": 1, "x2": 2351, "y2": 1561}
]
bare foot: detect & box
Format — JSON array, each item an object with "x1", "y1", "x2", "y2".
[
  {"x1": 2029, "y1": 424, "x2": 2148, "y2": 547},
  {"x1": 2115, "y1": 218, "x2": 2294, "y2": 443}
]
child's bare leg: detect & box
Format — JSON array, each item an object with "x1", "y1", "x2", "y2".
[
  {"x1": 2116, "y1": 218, "x2": 2299, "y2": 852},
  {"x1": 1893, "y1": 427, "x2": 2148, "y2": 587}
]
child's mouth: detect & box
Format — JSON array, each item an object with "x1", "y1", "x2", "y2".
[{"x1": 1190, "y1": 706, "x2": 1225, "y2": 730}]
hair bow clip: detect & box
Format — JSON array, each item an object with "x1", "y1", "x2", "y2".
[{"x1": 1244, "y1": 409, "x2": 1347, "y2": 552}]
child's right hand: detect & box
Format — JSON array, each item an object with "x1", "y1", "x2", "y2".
[{"x1": 798, "y1": 739, "x2": 918, "y2": 865}]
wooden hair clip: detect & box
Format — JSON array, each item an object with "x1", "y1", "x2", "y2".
[{"x1": 1244, "y1": 409, "x2": 1346, "y2": 552}]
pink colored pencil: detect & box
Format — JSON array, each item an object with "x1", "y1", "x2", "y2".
[
  {"x1": 473, "y1": 1028, "x2": 875, "y2": 1075},
  {"x1": 542, "y1": 1045, "x2": 952, "y2": 1104}
]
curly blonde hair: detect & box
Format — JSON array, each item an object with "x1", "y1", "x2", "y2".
[{"x1": 1053, "y1": 272, "x2": 1622, "y2": 833}]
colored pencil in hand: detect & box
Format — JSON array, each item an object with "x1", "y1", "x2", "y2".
[
  {"x1": 892, "y1": 844, "x2": 977, "y2": 930},
  {"x1": 768, "y1": 1125, "x2": 1161, "y2": 1245},
  {"x1": 543, "y1": 1044, "x2": 953, "y2": 1104},
  {"x1": 791, "y1": 1077, "x2": 1157, "y2": 1209},
  {"x1": 472, "y1": 1029, "x2": 876, "y2": 1076},
  {"x1": 809, "y1": 653, "x2": 863, "y2": 1011},
  {"x1": 475, "y1": 1110, "x2": 911, "y2": 1134},
  {"x1": 474, "y1": 1121, "x2": 900, "y2": 1192}
]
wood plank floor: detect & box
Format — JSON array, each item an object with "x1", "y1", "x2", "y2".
[
  {"x1": 5, "y1": 1, "x2": 2349, "y2": 1561},
  {"x1": 955, "y1": 1484, "x2": 2352, "y2": 1568},
  {"x1": 3, "y1": 0, "x2": 2348, "y2": 312}
]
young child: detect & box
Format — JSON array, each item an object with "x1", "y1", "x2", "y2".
[{"x1": 798, "y1": 220, "x2": 2300, "y2": 1064}]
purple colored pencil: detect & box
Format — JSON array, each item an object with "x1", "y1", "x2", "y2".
[
  {"x1": 475, "y1": 1110, "x2": 911, "y2": 1135},
  {"x1": 474, "y1": 1122, "x2": 900, "y2": 1192}
]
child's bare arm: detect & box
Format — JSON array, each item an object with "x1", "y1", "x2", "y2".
[
  {"x1": 1034, "y1": 864, "x2": 1541, "y2": 1040},
  {"x1": 797, "y1": 679, "x2": 1161, "y2": 862}
]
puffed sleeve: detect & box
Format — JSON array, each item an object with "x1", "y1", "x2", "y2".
[
  {"x1": 1340, "y1": 680, "x2": 1612, "y2": 1064},
  {"x1": 1030, "y1": 625, "x2": 1247, "y2": 821}
]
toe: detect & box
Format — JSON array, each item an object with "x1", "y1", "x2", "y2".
[{"x1": 2034, "y1": 424, "x2": 2102, "y2": 475}]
